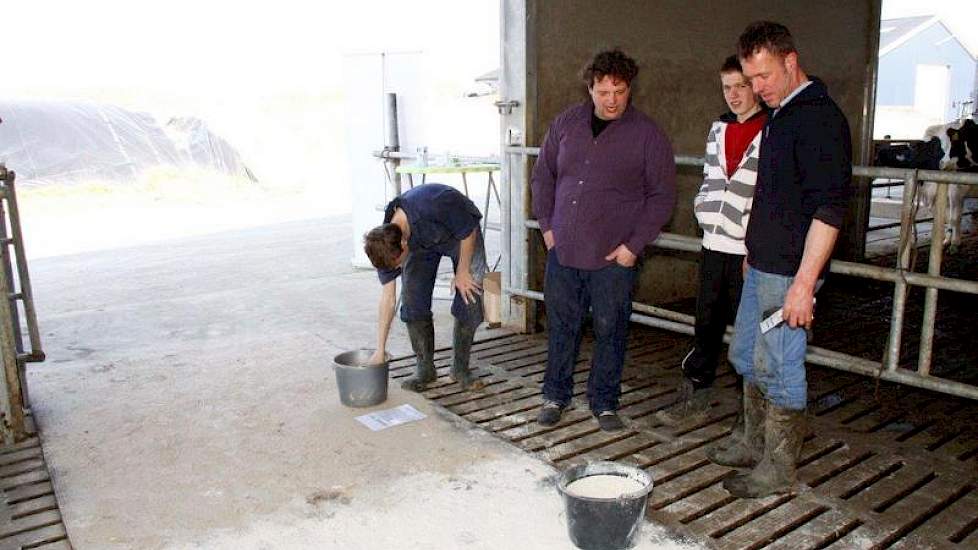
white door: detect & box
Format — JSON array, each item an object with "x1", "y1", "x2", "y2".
[{"x1": 914, "y1": 64, "x2": 951, "y2": 124}]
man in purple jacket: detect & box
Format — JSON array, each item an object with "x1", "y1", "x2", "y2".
[{"x1": 531, "y1": 49, "x2": 677, "y2": 432}]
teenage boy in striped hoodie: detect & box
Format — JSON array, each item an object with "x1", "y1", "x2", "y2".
[{"x1": 656, "y1": 55, "x2": 765, "y2": 426}]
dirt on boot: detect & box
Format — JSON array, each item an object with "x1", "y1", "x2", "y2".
[{"x1": 723, "y1": 405, "x2": 805, "y2": 498}]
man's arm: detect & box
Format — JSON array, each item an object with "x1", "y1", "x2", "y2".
[
  {"x1": 454, "y1": 228, "x2": 482, "y2": 304},
  {"x1": 785, "y1": 107, "x2": 852, "y2": 329},
  {"x1": 621, "y1": 131, "x2": 677, "y2": 259},
  {"x1": 368, "y1": 279, "x2": 397, "y2": 364},
  {"x1": 531, "y1": 122, "x2": 561, "y2": 249},
  {"x1": 784, "y1": 220, "x2": 837, "y2": 329}
]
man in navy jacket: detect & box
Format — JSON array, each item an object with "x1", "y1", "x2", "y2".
[{"x1": 711, "y1": 21, "x2": 852, "y2": 498}]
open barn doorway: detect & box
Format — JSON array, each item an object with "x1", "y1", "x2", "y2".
[{"x1": 867, "y1": 0, "x2": 978, "y2": 257}]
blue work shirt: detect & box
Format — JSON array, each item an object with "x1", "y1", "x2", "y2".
[{"x1": 377, "y1": 183, "x2": 483, "y2": 284}]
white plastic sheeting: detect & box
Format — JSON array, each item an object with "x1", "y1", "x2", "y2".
[{"x1": 0, "y1": 100, "x2": 256, "y2": 186}]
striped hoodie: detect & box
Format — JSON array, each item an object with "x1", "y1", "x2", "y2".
[{"x1": 693, "y1": 111, "x2": 764, "y2": 255}]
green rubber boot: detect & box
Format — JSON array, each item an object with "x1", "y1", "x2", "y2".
[
  {"x1": 450, "y1": 319, "x2": 484, "y2": 391},
  {"x1": 401, "y1": 319, "x2": 437, "y2": 392}
]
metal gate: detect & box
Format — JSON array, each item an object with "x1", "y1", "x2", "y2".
[{"x1": 500, "y1": 147, "x2": 978, "y2": 401}]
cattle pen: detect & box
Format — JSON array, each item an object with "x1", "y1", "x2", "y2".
[{"x1": 501, "y1": 148, "x2": 978, "y2": 402}]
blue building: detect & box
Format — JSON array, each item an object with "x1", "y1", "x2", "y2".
[{"x1": 875, "y1": 15, "x2": 978, "y2": 138}]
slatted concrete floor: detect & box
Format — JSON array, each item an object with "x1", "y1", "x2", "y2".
[
  {"x1": 390, "y1": 329, "x2": 978, "y2": 550},
  {"x1": 0, "y1": 420, "x2": 71, "y2": 550}
]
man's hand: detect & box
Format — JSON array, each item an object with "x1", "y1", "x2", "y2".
[
  {"x1": 742, "y1": 257, "x2": 749, "y2": 279},
  {"x1": 366, "y1": 349, "x2": 387, "y2": 365},
  {"x1": 543, "y1": 230, "x2": 555, "y2": 250},
  {"x1": 783, "y1": 280, "x2": 815, "y2": 330},
  {"x1": 604, "y1": 244, "x2": 637, "y2": 267},
  {"x1": 454, "y1": 269, "x2": 482, "y2": 305}
]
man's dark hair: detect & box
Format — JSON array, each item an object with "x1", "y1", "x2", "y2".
[
  {"x1": 720, "y1": 54, "x2": 743, "y2": 74},
  {"x1": 737, "y1": 21, "x2": 797, "y2": 60},
  {"x1": 363, "y1": 223, "x2": 403, "y2": 270},
  {"x1": 582, "y1": 48, "x2": 639, "y2": 88}
]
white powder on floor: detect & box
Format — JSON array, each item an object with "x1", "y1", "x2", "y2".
[
  {"x1": 564, "y1": 474, "x2": 646, "y2": 499},
  {"x1": 171, "y1": 454, "x2": 703, "y2": 550}
]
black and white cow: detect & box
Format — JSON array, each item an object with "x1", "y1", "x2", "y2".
[{"x1": 918, "y1": 119, "x2": 978, "y2": 251}]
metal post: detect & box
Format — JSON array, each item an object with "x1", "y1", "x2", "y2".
[
  {"x1": 0, "y1": 206, "x2": 23, "y2": 355},
  {"x1": 0, "y1": 244, "x2": 25, "y2": 443},
  {"x1": 383, "y1": 93, "x2": 402, "y2": 198},
  {"x1": 883, "y1": 169, "x2": 916, "y2": 371},
  {"x1": 917, "y1": 182, "x2": 948, "y2": 375}
]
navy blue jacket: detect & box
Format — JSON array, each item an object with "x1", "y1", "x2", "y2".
[
  {"x1": 746, "y1": 78, "x2": 852, "y2": 276},
  {"x1": 377, "y1": 183, "x2": 482, "y2": 284}
]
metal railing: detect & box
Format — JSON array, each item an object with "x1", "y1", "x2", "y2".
[
  {"x1": 0, "y1": 165, "x2": 45, "y2": 443},
  {"x1": 501, "y1": 146, "x2": 978, "y2": 400}
]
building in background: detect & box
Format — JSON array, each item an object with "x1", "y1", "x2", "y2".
[{"x1": 875, "y1": 15, "x2": 978, "y2": 138}]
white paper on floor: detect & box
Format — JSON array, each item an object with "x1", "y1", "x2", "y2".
[{"x1": 356, "y1": 404, "x2": 427, "y2": 431}]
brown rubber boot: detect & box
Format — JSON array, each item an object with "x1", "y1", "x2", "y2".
[
  {"x1": 723, "y1": 405, "x2": 806, "y2": 498},
  {"x1": 401, "y1": 319, "x2": 437, "y2": 392},
  {"x1": 449, "y1": 319, "x2": 484, "y2": 391},
  {"x1": 707, "y1": 382, "x2": 765, "y2": 467}
]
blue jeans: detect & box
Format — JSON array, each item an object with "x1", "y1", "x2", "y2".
[
  {"x1": 399, "y1": 229, "x2": 487, "y2": 331},
  {"x1": 542, "y1": 251, "x2": 637, "y2": 413},
  {"x1": 728, "y1": 266, "x2": 812, "y2": 410}
]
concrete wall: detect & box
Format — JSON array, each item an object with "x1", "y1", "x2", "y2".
[{"x1": 525, "y1": 0, "x2": 878, "y2": 309}]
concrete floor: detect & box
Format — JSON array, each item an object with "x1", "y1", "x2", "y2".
[{"x1": 26, "y1": 215, "x2": 699, "y2": 549}]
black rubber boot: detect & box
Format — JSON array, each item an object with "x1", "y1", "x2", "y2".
[
  {"x1": 449, "y1": 319, "x2": 484, "y2": 391},
  {"x1": 655, "y1": 378, "x2": 712, "y2": 426},
  {"x1": 707, "y1": 382, "x2": 765, "y2": 467},
  {"x1": 401, "y1": 319, "x2": 437, "y2": 392},
  {"x1": 723, "y1": 405, "x2": 806, "y2": 498}
]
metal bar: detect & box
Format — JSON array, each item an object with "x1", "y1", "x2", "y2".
[
  {"x1": 504, "y1": 145, "x2": 978, "y2": 187},
  {"x1": 526, "y1": 221, "x2": 978, "y2": 296},
  {"x1": 885, "y1": 170, "x2": 917, "y2": 372},
  {"x1": 0, "y1": 239, "x2": 25, "y2": 443},
  {"x1": 1, "y1": 172, "x2": 43, "y2": 362},
  {"x1": 0, "y1": 205, "x2": 23, "y2": 355},
  {"x1": 505, "y1": 287, "x2": 978, "y2": 401},
  {"x1": 918, "y1": 182, "x2": 948, "y2": 375},
  {"x1": 502, "y1": 152, "x2": 515, "y2": 325},
  {"x1": 383, "y1": 93, "x2": 402, "y2": 198}
]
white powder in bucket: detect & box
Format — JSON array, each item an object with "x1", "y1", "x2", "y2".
[{"x1": 565, "y1": 474, "x2": 645, "y2": 498}]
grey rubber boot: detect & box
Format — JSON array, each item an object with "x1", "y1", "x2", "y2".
[
  {"x1": 401, "y1": 319, "x2": 437, "y2": 392},
  {"x1": 655, "y1": 378, "x2": 712, "y2": 426},
  {"x1": 449, "y1": 319, "x2": 485, "y2": 391},
  {"x1": 723, "y1": 405, "x2": 806, "y2": 498},
  {"x1": 706, "y1": 382, "x2": 765, "y2": 467}
]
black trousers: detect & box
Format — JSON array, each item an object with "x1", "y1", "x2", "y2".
[{"x1": 684, "y1": 248, "x2": 744, "y2": 389}]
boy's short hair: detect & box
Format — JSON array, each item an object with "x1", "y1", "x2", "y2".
[
  {"x1": 720, "y1": 54, "x2": 743, "y2": 75},
  {"x1": 363, "y1": 223, "x2": 403, "y2": 270}
]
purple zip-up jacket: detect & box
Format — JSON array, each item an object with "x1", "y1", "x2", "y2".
[{"x1": 532, "y1": 101, "x2": 677, "y2": 270}]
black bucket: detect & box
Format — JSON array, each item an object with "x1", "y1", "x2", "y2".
[{"x1": 557, "y1": 461, "x2": 654, "y2": 550}]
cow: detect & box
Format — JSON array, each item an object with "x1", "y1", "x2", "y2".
[{"x1": 918, "y1": 119, "x2": 978, "y2": 252}]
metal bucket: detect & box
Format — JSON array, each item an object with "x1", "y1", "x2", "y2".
[
  {"x1": 333, "y1": 349, "x2": 389, "y2": 408},
  {"x1": 557, "y1": 461, "x2": 654, "y2": 550}
]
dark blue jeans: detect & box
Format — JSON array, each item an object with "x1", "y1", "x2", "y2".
[
  {"x1": 399, "y1": 229, "x2": 487, "y2": 331},
  {"x1": 542, "y1": 251, "x2": 637, "y2": 413}
]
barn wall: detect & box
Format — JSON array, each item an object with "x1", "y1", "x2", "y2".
[{"x1": 525, "y1": 0, "x2": 878, "y2": 309}]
